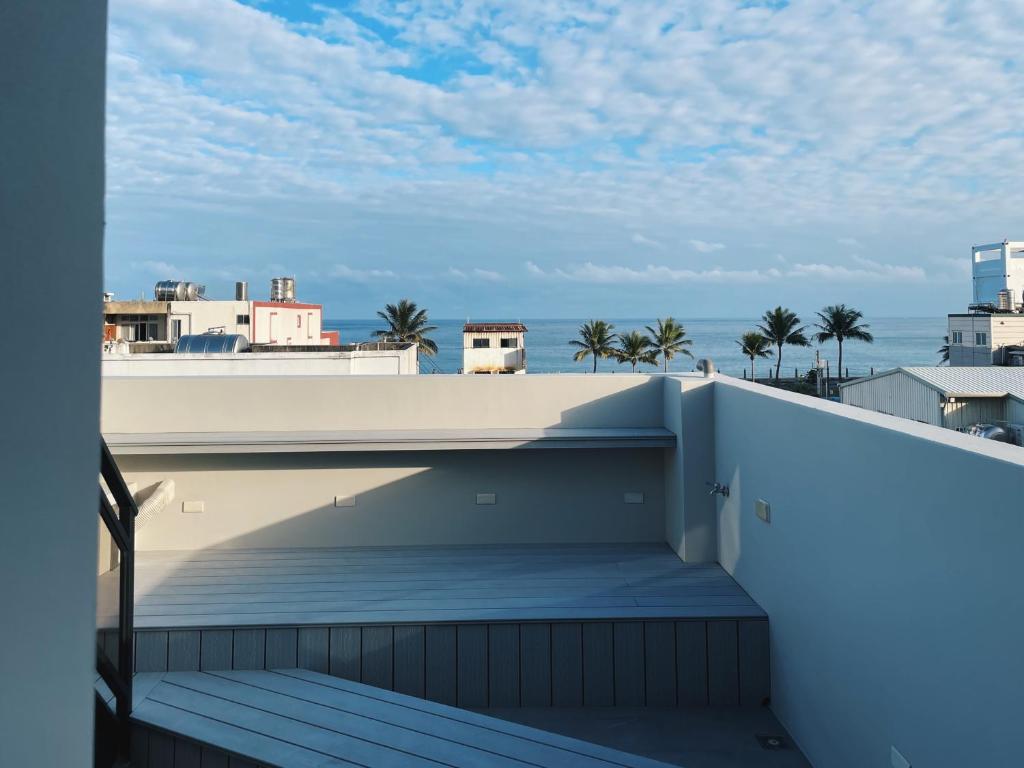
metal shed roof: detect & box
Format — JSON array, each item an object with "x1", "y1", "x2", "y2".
[
  {"x1": 841, "y1": 367, "x2": 1024, "y2": 398},
  {"x1": 463, "y1": 323, "x2": 528, "y2": 333}
]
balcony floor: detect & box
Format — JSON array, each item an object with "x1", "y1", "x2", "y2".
[{"x1": 132, "y1": 543, "x2": 764, "y2": 630}]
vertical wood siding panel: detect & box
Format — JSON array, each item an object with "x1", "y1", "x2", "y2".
[
  {"x1": 168, "y1": 631, "x2": 200, "y2": 672},
  {"x1": 424, "y1": 625, "x2": 457, "y2": 705},
  {"x1": 200, "y1": 630, "x2": 233, "y2": 672},
  {"x1": 582, "y1": 623, "x2": 614, "y2": 706},
  {"x1": 232, "y1": 629, "x2": 265, "y2": 671},
  {"x1": 457, "y1": 624, "x2": 488, "y2": 707},
  {"x1": 613, "y1": 622, "x2": 645, "y2": 706},
  {"x1": 551, "y1": 623, "x2": 583, "y2": 707},
  {"x1": 520, "y1": 623, "x2": 552, "y2": 706},
  {"x1": 738, "y1": 619, "x2": 771, "y2": 707},
  {"x1": 265, "y1": 628, "x2": 298, "y2": 669},
  {"x1": 361, "y1": 626, "x2": 394, "y2": 690},
  {"x1": 676, "y1": 621, "x2": 709, "y2": 706},
  {"x1": 644, "y1": 621, "x2": 676, "y2": 706},
  {"x1": 329, "y1": 627, "x2": 361, "y2": 681},
  {"x1": 296, "y1": 627, "x2": 329, "y2": 673},
  {"x1": 136, "y1": 632, "x2": 168, "y2": 673},
  {"x1": 707, "y1": 620, "x2": 739, "y2": 706},
  {"x1": 488, "y1": 624, "x2": 520, "y2": 707},
  {"x1": 393, "y1": 625, "x2": 425, "y2": 698}
]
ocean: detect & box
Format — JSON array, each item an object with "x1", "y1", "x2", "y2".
[{"x1": 324, "y1": 317, "x2": 948, "y2": 377}]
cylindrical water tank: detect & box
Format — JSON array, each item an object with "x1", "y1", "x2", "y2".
[
  {"x1": 154, "y1": 280, "x2": 205, "y2": 301},
  {"x1": 235, "y1": 281, "x2": 249, "y2": 301},
  {"x1": 270, "y1": 277, "x2": 296, "y2": 303}
]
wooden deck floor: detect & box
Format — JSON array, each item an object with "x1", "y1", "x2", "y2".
[
  {"x1": 130, "y1": 669, "x2": 676, "y2": 767},
  {"x1": 133, "y1": 544, "x2": 763, "y2": 630}
]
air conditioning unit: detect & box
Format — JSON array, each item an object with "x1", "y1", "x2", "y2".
[{"x1": 1008, "y1": 424, "x2": 1024, "y2": 447}]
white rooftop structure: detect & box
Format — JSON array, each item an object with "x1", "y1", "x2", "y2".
[
  {"x1": 972, "y1": 240, "x2": 1024, "y2": 309},
  {"x1": 863, "y1": 366, "x2": 1024, "y2": 399}
]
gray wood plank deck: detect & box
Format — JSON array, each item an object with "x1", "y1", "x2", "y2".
[
  {"x1": 130, "y1": 670, "x2": 678, "y2": 768},
  {"x1": 134, "y1": 544, "x2": 763, "y2": 629}
]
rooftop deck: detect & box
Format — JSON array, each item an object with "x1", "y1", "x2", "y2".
[{"x1": 133, "y1": 544, "x2": 763, "y2": 630}]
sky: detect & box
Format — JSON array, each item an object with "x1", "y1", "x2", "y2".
[{"x1": 104, "y1": 0, "x2": 1024, "y2": 319}]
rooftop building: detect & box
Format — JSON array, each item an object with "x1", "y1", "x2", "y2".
[
  {"x1": 839, "y1": 366, "x2": 1024, "y2": 442},
  {"x1": 102, "y1": 278, "x2": 339, "y2": 351},
  {"x1": 462, "y1": 322, "x2": 527, "y2": 374}
]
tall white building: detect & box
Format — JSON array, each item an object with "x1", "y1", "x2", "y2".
[{"x1": 946, "y1": 241, "x2": 1024, "y2": 366}]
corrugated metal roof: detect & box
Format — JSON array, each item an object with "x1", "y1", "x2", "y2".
[
  {"x1": 846, "y1": 367, "x2": 1024, "y2": 398},
  {"x1": 463, "y1": 323, "x2": 528, "y2": 333}
]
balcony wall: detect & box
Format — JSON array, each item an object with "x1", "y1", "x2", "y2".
[
  {"x1": 713, "y1": 377, "x2": 1024, "y2": 768},
  {"x1": 103, "y1": 375, "x2": 678, "y2": 551}
]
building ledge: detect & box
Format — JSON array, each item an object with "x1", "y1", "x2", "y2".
[{"x1": 104, "y1": 427, "x2": 677, "y2": 454}]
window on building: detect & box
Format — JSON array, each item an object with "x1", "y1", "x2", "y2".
[
  {"x1": 171, "y1": 319, "x2": 182, "y2": 340},
  {"x1": 975, "y1": 332, "x2": 988, "y2": 346},
  {"x1": 236, "y1": 314, "x2": 250, "y2": 325},
  {"x1": 951, "y1": 330, "x2": 963, "y2": 344},
  {"x1": 125, "y1": 314, "x2": 160, "y2": 342},
  {"x1": 473, "y1": 338, "x2": 490, "y2": 348},
  {"x1": 500, "y1": 337, "x2": 517, "y2": 348},
  {"x1": 297, "y1": 315, "x2": 302, "y2": 327}
]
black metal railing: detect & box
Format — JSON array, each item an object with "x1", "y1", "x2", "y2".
[{"x1": 96, "y1": 438, "x2": 137, "y2": 766}]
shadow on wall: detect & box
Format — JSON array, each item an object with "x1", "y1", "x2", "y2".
[
  {"x1": 113, "y1": 380, "x2": 673, "y2": 552},
  {"x1": 118, "y1": 448, "x2": 667, "y2": 551}
]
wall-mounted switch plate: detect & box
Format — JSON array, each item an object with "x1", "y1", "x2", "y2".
[
  {"x1": 334, "y1": 495, "x2": 356, "y2": 508},
  {"x1": 476, "y1": 493, "x2": 497, "y2": 505},
  {"x1": 182, "y1": 501, "x2": 204, "y2": 514},
  {"x1": 755, "y1": 499, "x2": 771, "y2": 523},
  {"x1": 890, "y1": 746, "x2": 911, "y2": 768},
  {"x1": 624, "y1": 492, "x2": 645, "y2": 504}
]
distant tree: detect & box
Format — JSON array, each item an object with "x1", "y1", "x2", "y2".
[
  {"x1": 614, "y1": 331, "x2": 658, "y2": 372},
  {"x1": 570, "y1": 320, "x2": 617, "y2": 373},
  {"x1": 758, "y1": 306, "x2": 810, "y2": 382},
  {"x1": 736, "y1": 331, "x2": 773, "y2": 381},
  {"x1": 644, "y1": 317, "x2": 694, "y2": 372},
  {"x1": 374, "y1": 299, "x2": 438, "y2": 356},
  {"x1": 938, "y1": 336, "x2": 950, "y2": 365},
  {"x1": 814, "y1": 304, "x2": 874, "y2": 380}
]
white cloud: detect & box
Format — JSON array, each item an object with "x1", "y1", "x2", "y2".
[
  {"x1": 330, "y1": 264, "x2": 397, "y2": 281},
  {"x1": 631, "y1": 233, "x2": 663, "y2": 249},
  {"x1": 133, "y1": 260, "x2": 180, "y2": 276},
  {"x1": 689, "y1": 240, "x2": 726, "y2": 253},
  {"x1": 103, "y1": 0, "x2": 1024, "y2": 315}
]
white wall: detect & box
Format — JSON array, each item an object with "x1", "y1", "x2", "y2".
[
  {"x1": 117, "y1": 449, "x2": 666, "y2": 550},
  {"x1": 102, "y1": 374, "x2": 666, "y2": 433},
  {"x1": 102, "y1": 347, "x2": 418, "y2": 376},
  {"x1": 713, "y1": 377, "x2": 1024, "y2": 768},
  {"x1": 0, "y1": 3, "x2": 106, "y2": 764},
  {"x1": 663, "y1": 376, "x2": 718, "y2": 562}
]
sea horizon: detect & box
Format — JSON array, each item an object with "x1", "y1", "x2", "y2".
[{"x1": 325, "y1": 316, "x2": 949, "y2": 377}]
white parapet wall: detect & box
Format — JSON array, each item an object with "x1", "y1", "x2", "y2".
[
  {"x1": 102, "y1": 374, "x2": 689, "y2": 551},
  {"x1": 102, "y1": 347, "x2": 418, "y2": 377},
  {"x1": 712, "y1": 376, "x2": 1023, "y2": 768}
]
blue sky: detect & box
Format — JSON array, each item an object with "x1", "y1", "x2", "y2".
[{"x1": 104, "y1": 0, "x2": 1024, "y2": 318}]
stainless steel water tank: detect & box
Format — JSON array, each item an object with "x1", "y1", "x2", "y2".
[
  {"x1": 235, "y1": 281, "x2": 249, "y2": 301},
  {"x1": 154, "y1": 280, "x2": 205, "y2": 302},
  {"x1": 174, "y1": 333, "x2": 250, "y2": 354},
  {"x1": 270, "y1": 277, "x2": 296, "y2": 303}
]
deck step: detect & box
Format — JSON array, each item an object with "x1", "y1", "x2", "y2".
[{"x1": 130, "y1": 669, "x2": 677, "y2": 768}]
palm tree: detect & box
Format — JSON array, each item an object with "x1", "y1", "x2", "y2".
[
  {"x1": 570, "y1": 320, "x2": 617, "y2": 372},
  {"x1": 614, "y1": 331, "x2": 658, "y2": 372},
  {"x1": 938, "y1": 336, "x2": 949, "y2": 365},
  {"x1": 757, "y1": 306, "x2": 810, "y2": 382},
  {"x1": 814, "y1": 304, "x2": 873, "y2": 380},
  {"x1": 736, "y1": 331, "x2": 773, "y2": 382},
  {"x1": 644, "y1": 317, "x2": 694, "y2": 372},
  {"x1": 374, "y1": 299, "x2": 438, "y2": 356}
]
